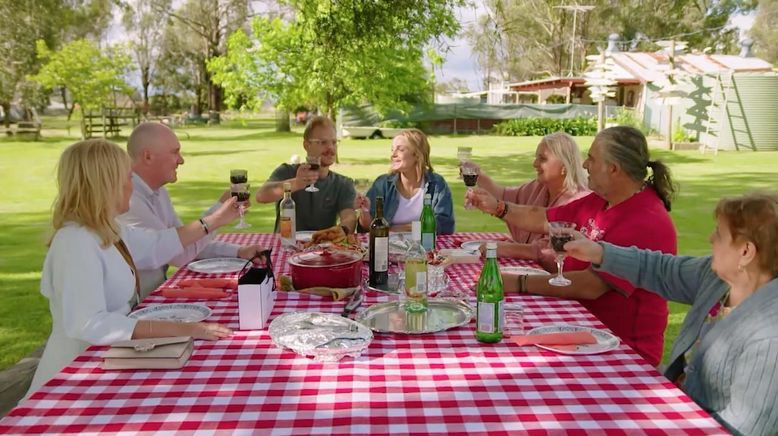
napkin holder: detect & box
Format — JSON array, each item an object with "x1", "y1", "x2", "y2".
[
  {"x1": 238, "y1": 249, "x2": 275, "y2": 330},
  {"x1": 101, "y1": 336, "x2": 193, "y2": 370}
]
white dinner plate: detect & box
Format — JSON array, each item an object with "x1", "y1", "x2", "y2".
[
  {"x1": 526, "y1": 324, "x2": 620, "y2": 355},
  {"x1": 296, "y1": 231, "x2": 315, "y2": 242},
  {"x1": 187, "y1": 257, "x2": 247, "y2": 274},
  {"x1": 129, "y1": 303, "x2": 212, "y2": 322},
  {"x1": 501, "y1": 266, "x2": 550, "y2": 276},
  {"x1": 460, "y1": 240, "x2": 502, "y2": 252}
]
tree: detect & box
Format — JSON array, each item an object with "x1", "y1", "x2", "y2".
[
  {"x1": 0, "y1": 1, "x2": 116, "y2": 128},
  {"x1": 121, "y1": 0, "x2": 173, "y2": 115},
  {"x1": 751, "y1": 0, "x2": 778, "y2": 64},
  {"x1": 30, "y1": 39, "x2": 134, "y2": 121},
  {"x1": 435, "y1": 78, "x2": 472, "y2": 95},
  {"x1": 0, "y1": 1, "x2": 60, "y2": 128},
  {"x1": 208, "y1": 0, "x2": 462, "y2": 127},
  {"x1": 153, "y1": 0, "x2": 250, "y2": 121},
  {"x1": 467, "y1": 0, "x2": 757, "y2": 84}
]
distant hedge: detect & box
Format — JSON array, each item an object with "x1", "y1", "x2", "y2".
[{"x1": 493, "y1": 117, "x2": 597, "y2": 136}]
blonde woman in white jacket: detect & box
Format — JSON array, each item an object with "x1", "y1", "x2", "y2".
[{"x1": 28, "y1": 139, "x2": 238, "y2": 396}]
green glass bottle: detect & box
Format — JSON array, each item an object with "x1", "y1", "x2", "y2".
[
  {"x1": 420, "y1": 193, "x2": 436, "y2": 252},
  {"x1": 475, "y1": 242, "x2": 504, "y2": 343}
]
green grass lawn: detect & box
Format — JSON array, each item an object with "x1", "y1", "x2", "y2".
[{"x1": 1, "y1": 115, "x2": 777, "y2": 370}]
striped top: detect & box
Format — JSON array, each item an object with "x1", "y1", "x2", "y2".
[{"x1": 596, "y1": 243, "x2": 778, "y2": 436}]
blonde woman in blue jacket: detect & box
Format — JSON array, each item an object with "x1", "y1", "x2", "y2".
[
  {"x1": 562, "y1": 192, "x2": 778, "y2": 436},
  {"x1": 355, "y1": 128, "x2": 454, "y2": 234}
]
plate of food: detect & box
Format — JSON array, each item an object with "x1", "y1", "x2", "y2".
[
  {"x1": 129, "y1": 303, "x2": 212, "y2": 322},
  {"x1": 460, "y1": 240, "x2": 502, "y2": 252},
  {"x1": 187, "y1": 257, "x2": 247, "y2": 274},
  {"x1": 501, "y1": 266, "x2": 550, "y2": 276},
  {"x1": 525, "y1": 324, "x2": 620, "y2": 355},
  {"x1": 296, "y1": 231, "x2": 315, "y2": 242}
]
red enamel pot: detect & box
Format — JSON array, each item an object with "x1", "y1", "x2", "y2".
[{"x1": 287, "y1": 248, "x2": 363, "y2": 290}]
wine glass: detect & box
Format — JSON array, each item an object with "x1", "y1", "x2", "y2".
[
  {"x1": 231, "y1": 183, "x2": 251, "y2": 229},
  {"x1": 548, "y1": 221, "x2": 576, "y2": 286},
  {"x1": 462, "y1": 163, "x2": 478, "y2": 209},
  {"x1": 305, "y1": 155, "x2": 320, "y2": 193},
  {"x1": 457, "y1": 146, "x2": 472, "y2": 179},
  {"x1": 230, "y1": 169, "x2": 248, "y2": 185}
]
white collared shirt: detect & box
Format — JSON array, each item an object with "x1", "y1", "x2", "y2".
[{"x1": 118, "y1": 173, "x2": 239, "y2": 297}]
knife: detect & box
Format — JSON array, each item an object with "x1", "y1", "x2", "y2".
[{"x1": 341, "y1": 287, "x2": 364, "y2": 318}]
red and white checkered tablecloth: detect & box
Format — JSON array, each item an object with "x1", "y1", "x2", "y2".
[{"x1": 0, "y1": 233, "x2": 727, "y2": 435}]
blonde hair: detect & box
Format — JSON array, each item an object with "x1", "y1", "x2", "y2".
[
  {"x1": 303, "y1": 115, "x2": 335, "y2": 140},
  {"x1": 392, "y1": 128, "x2": 434, "y2": 176},
  {"x1": 538, "y1": 132, "x2": 588, "y2": 193},
  {"x1": 715, "y1": 192, "x2": 778, "y2": 278},
  {"x1": 51, "y1": 139, "x2": 132, "y2": 248}
]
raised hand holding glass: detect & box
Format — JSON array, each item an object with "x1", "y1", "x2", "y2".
[
  {"x1": 548, "y1": 221, "x2": 576, "y2": 286},
  {"x1": 231, "y1": 183, "x2": 251, "y2": 229},
  {"x1": 305, "y1": 155, "x2": 320, "y2": 193}
]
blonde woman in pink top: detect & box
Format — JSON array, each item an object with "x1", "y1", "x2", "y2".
[{"x1": 473, "y1": 132, "x2": 589, "y2": 261}]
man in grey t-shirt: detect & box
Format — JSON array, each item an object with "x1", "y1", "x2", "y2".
[{"x1": 256, "y1": 116, "x2": 356, "y2": 232}]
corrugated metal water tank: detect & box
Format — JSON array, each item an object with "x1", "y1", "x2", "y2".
[{"x1": 721, "y1": 73, "x2": 778, "y2": 151}]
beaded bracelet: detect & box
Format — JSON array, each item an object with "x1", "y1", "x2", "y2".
[
  {"x1": 493, "y1": 201, "x2": 506, "y2": 218},
  {"x1": 497, "y1": 201, "x2": 509, "y2": 219}
]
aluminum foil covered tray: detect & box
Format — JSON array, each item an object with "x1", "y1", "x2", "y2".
[{"x1": 268, "y1": 312, "x2": 373, "y2": 362}]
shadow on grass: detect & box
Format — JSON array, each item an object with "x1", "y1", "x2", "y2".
[{"x1": 181, "y1": 130, "x2": 300, "y2": 143}]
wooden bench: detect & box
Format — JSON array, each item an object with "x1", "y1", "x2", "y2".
[{"x1": 1, "y1": 121, "x2": 42, "y2": 140}]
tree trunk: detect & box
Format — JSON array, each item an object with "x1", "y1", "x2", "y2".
[
  {"x1": 142, "y1": 78, "x2": 149, "y2": 117},
  {"x1": 275, "y1": 108, "x2": 290, "y2": 132},
  {"x1": 2, "y1": 102, "x2": 11, "y2": 135},
  {"x1": 60, "y1": 88, "x2": 74, "y2": 121}
]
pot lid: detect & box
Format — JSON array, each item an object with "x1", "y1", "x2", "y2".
[{"x1": 288, "y1": 248, "x2": 362, "y2": 267}]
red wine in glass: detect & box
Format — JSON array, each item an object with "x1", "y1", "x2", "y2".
[
  {"x1": 463, "y1": 174, "x2": 478, "y2": 187},
  {"x1": 550, "y1": 234, "x2": 573, "y2": 254},
  {"x1": 231, "y1": 191, "x2": 251, "y2": 202},
  {"x1": 308, "y1": 163, "x2": 320, "y2": 171}
]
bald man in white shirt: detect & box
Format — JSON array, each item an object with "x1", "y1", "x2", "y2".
[{"x1": 119, "y1": 122, "x2": 266, "y2": 298}]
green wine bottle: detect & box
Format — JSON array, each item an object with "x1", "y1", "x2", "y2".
[
  {"x1": 475, "y1": 242, "x2": 504, "y2": 343},
  {"x1": 369, "y1": 196, "x2": 389, "y2": 287},
  {"x1": 420, "y1": 193, "x2": 436, "y2": 252}
]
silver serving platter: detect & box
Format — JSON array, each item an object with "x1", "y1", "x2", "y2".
[
  {"x1": 269, "y1": 312, "x2": 373, "y2": 362},
  {"x1": 356, "y1": 299, "x2": 473, "y2": 334},
  {"x1": 365, "y1": 273, "x2": 403, "y2": 295}
]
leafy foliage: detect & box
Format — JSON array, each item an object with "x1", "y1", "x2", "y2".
[
  {"x1": 751, "y1": 0, "x2": 778, "y2": 64},
  {"x1": 607, "y1": 107, "x2": 649, "y2": 134},
  {"x1": 467, "y1": 0, "x2": 757, "y2": 85},
  {"x1": 121, "y1": 0, "x2": 173, "y2": 114},
  {"x1": 30, "y1": 39, "x2": 134, "y2": 117},
  {"x1": 208, "y1": 0, "x2": 463, "y2": 119},
  {"x1": 493, "y1": 117, "x2": 597, "y2": 136}
]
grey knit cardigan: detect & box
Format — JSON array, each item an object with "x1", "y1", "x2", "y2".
[{"x1": 596, "y1": 242, "x2": 778, "y2": 436}]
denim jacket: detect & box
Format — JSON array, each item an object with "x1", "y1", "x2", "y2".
[{"x1": 363, "y1": 171, "x2": 455, "y2": 234}]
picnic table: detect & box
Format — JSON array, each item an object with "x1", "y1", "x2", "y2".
[{"x1": 0, "y1": 232, "x2": 727, "y2": 434}]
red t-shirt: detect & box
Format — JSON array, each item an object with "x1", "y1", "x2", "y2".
[{"x1": 546, "y1": 188, "x2": 677, "y2": 366}]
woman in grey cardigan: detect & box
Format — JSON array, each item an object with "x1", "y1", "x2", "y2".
[{"x1": 563, "y1": 192, "x2": 778, "y2": 436}]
